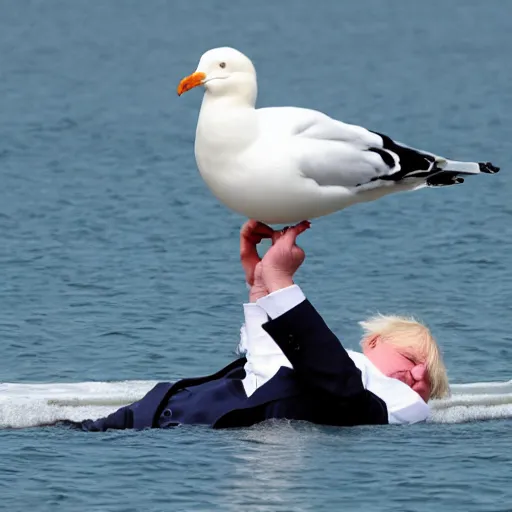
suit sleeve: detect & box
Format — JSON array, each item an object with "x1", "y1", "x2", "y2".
[
  {"x1": 258, "y1": 287, "x2": 366, "y2": 400},
  {"x1": 77, "y1": 405, "x2": 134, "y2": 432}
]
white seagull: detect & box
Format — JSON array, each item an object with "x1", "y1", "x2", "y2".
[{"x1": 177, "y1": 47, "x2": 500, "y2": 225}]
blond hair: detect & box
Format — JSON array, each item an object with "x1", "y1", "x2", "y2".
[{"x1": 359, "y1": 314, "x2": 450, "y2": 399}]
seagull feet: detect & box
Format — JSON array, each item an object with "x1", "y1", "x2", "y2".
[
  {"x1": 249, "y1": 219, "x2": 311, "y2": 239},
  {"x1": 280, "y1": 220, "x2": 311, "y2": 235},
  {"x1": 479, "y1": 162, "x2": 500, "y2": 174},
  {"x1": 294, "y1": 220, "x2": 311, "y2": 235},
  {"x1": 279, "y1": 220, "x2": 311, "y2": 236}
]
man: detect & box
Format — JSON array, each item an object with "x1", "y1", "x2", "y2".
[{"x1": 71, "y1": 220, "x2": 449, "y2": 431}]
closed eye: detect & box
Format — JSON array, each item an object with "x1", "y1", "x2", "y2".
[{"x1": 399, "y1": 351, "x2": 418, "y2": 366}]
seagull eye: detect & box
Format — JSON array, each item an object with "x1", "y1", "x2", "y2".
[{"x1": 219, "y1": 62, "x2": 226, "y2": 69}]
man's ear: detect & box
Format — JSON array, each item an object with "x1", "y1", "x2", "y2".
[{"x1": 363, "y1": 334, "x2": 380, "y2": 349}]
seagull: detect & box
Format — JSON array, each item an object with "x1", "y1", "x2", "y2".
[{"x1": 177, "y1": 47, "x2": 500, "y2": 225}]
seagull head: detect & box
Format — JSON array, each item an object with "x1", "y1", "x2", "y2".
[{"x1": 177, "y1": 47, "x2": 257, "y2": 104}]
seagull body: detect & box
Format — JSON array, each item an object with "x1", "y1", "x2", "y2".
[{"x1": 178, "y1": 47, "x2": 499, "y2": 224}]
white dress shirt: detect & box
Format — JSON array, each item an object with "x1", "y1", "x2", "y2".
[{"x1": 239, "y1": 285, "x2": 430, "y2": 425}]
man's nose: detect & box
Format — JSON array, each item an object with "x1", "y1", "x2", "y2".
[{"x1": 411, "y1": 364, "x2": 427, "y2": 382}]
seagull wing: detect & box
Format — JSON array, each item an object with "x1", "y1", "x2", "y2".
[
  {"x1": 276, "y1": 108, "x2": 441, "y2": 188},
  {"x1": 257, "y1": 107, "x2": 498, "y2": 190}
]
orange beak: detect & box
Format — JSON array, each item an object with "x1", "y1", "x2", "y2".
[{"x1": 177, "y1": 72, "x2": 206, "y2": 96}]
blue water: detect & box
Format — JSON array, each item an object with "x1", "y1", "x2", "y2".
[{"x1": 1, "y1": 0, "x2": 511, "y2": 510}]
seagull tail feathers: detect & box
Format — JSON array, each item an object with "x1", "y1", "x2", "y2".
[
  {"x1": 439, "y1": 159, "x2": 500, "y2": 175},
  {"x1": 425, "y1": 160, "x2": 500, "y2": 187}
]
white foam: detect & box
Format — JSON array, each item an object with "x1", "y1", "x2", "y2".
[
  {"x1": 0, "y1": 380, "x2": 158, "y2": 429},
  {"x1": 428, "y1": 379, "x2": 512, "y2": 424},
  {"x1": 1, "y1": 379, "x2": 511, "y2": 429}
]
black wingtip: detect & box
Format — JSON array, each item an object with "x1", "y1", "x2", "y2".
[{"x1": 479, "y1": 162, "x2": 500, "y2": 174}]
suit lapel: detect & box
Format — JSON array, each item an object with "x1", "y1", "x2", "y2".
[{"x1": 131, "y1": 382, "x2": 174, "y2": 430}]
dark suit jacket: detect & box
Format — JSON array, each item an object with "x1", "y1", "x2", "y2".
[{"x1": 78, "y1": 299, "x2": 388, "y2": 431}]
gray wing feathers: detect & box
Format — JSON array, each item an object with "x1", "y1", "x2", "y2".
[
  {"x1": 296, "y1": 115, "x2": 383, "y2": 148},
  {"x1": 290, "y1": 114, "x2": 394, "y2": 188},
  {"x1": 297, "y1": 139, "x2": 391, "y2": 188}
]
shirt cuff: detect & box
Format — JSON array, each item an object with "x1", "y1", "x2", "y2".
[
  {"x1": 242, "y1": 303, "x2": 269, "y2": 338},
  {"x1": 256, "y1": 284, "x2": 306, "y2": 320},
  {"x1": 242, "y1": 303, "x2": 291, "y2": 357}
]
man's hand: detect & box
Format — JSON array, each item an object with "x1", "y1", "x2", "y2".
[
  {"x1": 240, "y1": 220, "x2": 274, "y2": 302},
  {"x1": 260, "y1": 221, "x2": 311, "y2": 293}
]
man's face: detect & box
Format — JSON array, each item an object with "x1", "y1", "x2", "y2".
[{"x1": 363, "y1": 336, "x2": 431, "y2": 402}]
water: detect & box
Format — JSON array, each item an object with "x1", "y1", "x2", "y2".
[{"x1": 1, "y1": 0, "x2": 511, "y2": 510}]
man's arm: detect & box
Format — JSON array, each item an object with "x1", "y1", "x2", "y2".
[
  {"x1": 237, "y1": 219, "x2": 274, "y2": 356},
  {"x1": 240, "y1": 221, "x2": 383, "y2": 419},
  {"x1": 258, "y1": 285, "x2": 366, "y2": 399},
  {"x1": 242, "y1": 303, "x2": 290, "y2": 358},
  {"x1": 253, "y1": 223, "x2": 369, "y2": 400},
  {"x1": 239, "y1": 220, "x2": 274, "y2": 303},
  {"x1": 240, "y1": 223, "x2": 293, "y2": 362},
  {"x1": 70, "y1": 405, "x2": 134, "y2": 431},
  {"x1": 240, "y1": 301, "x2": 293, "y2": 395},
  {"x1": 238, "y1": 220, "x2": 294, "y2": 392}
]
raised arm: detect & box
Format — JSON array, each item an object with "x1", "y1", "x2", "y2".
[
  {"x1": 259, "y1": 289, "x2": 366, "y2": 399},
  {"x1": 238, "y1": 220, "x2": 294, "y2": 390},
  {"x1": 239, "y1": 220, "x2": 274, "y2": 303},
  {"x1": 255, "y1": 223, "x2": 367, "y2": 400},
  {"x1": 237, "y1": 220, "x2": 274, "y2": 357}
]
